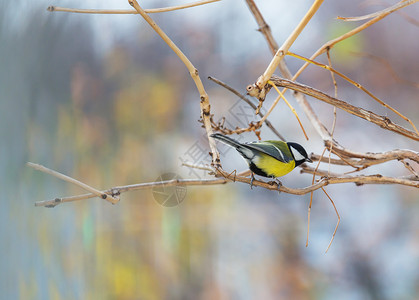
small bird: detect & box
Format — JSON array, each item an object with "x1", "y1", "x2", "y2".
[{"x1": 210, "y1": 133, "x2": 312, "y2": 180}]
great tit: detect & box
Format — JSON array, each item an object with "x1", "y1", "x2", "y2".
[{"x1": 210, "y1": 133, "x2": 312, "y2": 178}]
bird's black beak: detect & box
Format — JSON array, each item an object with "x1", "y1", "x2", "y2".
[{"x1": 306, "y1": 157, "x2": 313, "y2": 163}]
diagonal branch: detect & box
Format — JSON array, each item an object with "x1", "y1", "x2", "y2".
[
  {"x1": 293, "y1": 0, "x2": 419, "y2": 80},
  {"x1": 249, "y1": 0, "x2": 324, "y2": 98},
  {"x1": 270, "y1": 76, "x2": 419, "y2": 141},
  {"x1": 128, "y1": 0, "x2": 219, "y2": 165},
  {"x1": 337, "y1": 0, "x2": 418, "y2": 22}
]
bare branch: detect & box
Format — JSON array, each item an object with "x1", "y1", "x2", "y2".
[
  {"x1": 247, "y1": 0, "x2": 324, "y2": 98},
  {"x1": 47, "y1": 0, "x2": 220, "y2": 14},
  {"x1": 326, "y1": 142, "x2": 419, "y2": 164},
  {"x1": 181, "y1": 162, "x2": 213, "y2": 172},
  {"x1": 208, "y1": 76, "x2": 285, "y2": 140},
  {"x1": 35, "y1": 178, "x2": 228, "y2": 208},
  {"x1": 287, "y1": 51, "x2": 418, "y2": 135},
  {"x1": 312, "y1": 149, "x2": 419, "y2": 168},
  {"x1": 270, "y1": 76, "x2": 419, "y2": 141},
  {"x1": 337, "y1": 0, "x2": 418, "y2": 21},
  {"x1": 293, "y1": 0, "x2": 419, "y2": 80},
  {"x1": 300, "y1": 167, "x2": 419, "y2": 188},
  {"x1": 27, "y1": 162, "x2": 119, "y2": 204}
]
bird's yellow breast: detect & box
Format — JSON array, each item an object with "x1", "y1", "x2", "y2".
[{"x1": 256, "y1": 154, "x2": 296, "y2": 177}]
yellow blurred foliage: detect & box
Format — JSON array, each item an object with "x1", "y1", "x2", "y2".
[{"x1": 327, "y1": 22, "x2": 364, "y2": 66}]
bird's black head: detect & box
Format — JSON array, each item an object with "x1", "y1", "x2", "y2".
[{"x1": 287, "y1": 142, "x2": 312, "y2": 167}]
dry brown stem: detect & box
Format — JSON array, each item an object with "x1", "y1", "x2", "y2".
[
  {"x1": 337, "y1": 0, "x2": 418, "y2": 21},
  {"x1": 248, "y1": 0, "x2": 324, "y2": 99},
  {"x1": 270, "y1": 76, "x2": 419, "y2": 141},
  {"x1": 35, "y1": 177, "x2": 229, "y2": 208},
  {"x1": 47, "y1": 0, "x2": 220, "y2": 14},
  {"x1": 207, "y1": 76, "x2": 285, "y2": 140},
  {"x1": 294, "y1": 0, "x2": 419, "y2": 80}
]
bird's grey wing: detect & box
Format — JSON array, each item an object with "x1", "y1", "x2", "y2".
[{"x1": 244, "y1": 142, "x2": 290, "y2": 163}]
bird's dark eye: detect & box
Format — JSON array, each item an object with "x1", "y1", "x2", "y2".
[{"x1": 246, "y1": 85, "x2": 253, "y2": 91}]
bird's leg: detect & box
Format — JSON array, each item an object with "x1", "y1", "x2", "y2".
[
  {"x1": 275, "y1": 179, "x2": 282, "y2": 194},
  {"x1": 250, "y1": 172, "x2": 255, "y2": 189},
  {"x1": 268, "y1": 178, "x2": 282, "y2": 193}
]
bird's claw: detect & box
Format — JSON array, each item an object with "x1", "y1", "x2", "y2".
[{"x1": 268, "y1": 179, "x2": 282, "y2": 193}]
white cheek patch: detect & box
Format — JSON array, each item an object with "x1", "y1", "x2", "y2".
[{"x1": 291, "y1": 147, "x2": 306, "y2": 161}]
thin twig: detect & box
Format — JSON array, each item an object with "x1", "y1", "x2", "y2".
[
  {"x1": 35, "y1": 178, "x2": 229, "y2": 207},
  {"x1": 47, "y1": 0, "x2": 220, "y2": 14},
  {"x1": 293, "y1": 0, "x2": 419, "y2": 81},
  {"x1": 322, "y1": 187, "x2": 340, "y2": 253},
  {"x1": 287, "y1": 51, "x2": 419, "y2": 135},
  {"x1": 326, "y1": 49, "x2": 338, "y2": 175},
  {"x1": 27, "y1": 162, "x2": 119, "y2": 204},
  {"x1": 268, "y1": 80, "x2": 309, "y2": 140},
  {"x1": 300, "y1": 166, "x2": 419, "y2": 186},
  {"x1": 399, "y1": 160, "x2": 419, "y2": 178},
  {"x1": 207, "y1": 76, "x2": 286, "y2": 140},
  {"x1": 310, "y1": 151, "x2": 419, "y2": 171},
  {"x1": 307, "y1": 147, "x2": 328, "y2": 248},
  {"x1": 337, "y1": 0, "x2": 418, "y2": 21},
  {"x1": 181, "y1": 162, "x2": 214, "y2": 172},
  {"x1": 325, "y1": 142, "x2": 419, "y2": 164}
]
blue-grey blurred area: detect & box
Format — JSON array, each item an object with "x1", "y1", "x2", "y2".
[{"x1": 1, "y1": 0, "x2": 418, "y2": 299}]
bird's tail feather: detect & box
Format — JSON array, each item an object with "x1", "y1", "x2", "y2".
[{"x1": 210, "y1": 133, "x2": 242, "y2": 149}]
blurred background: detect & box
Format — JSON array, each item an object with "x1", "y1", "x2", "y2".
[{"x1": 1, "y1": 0, "x2": 418, "y2": 299}]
